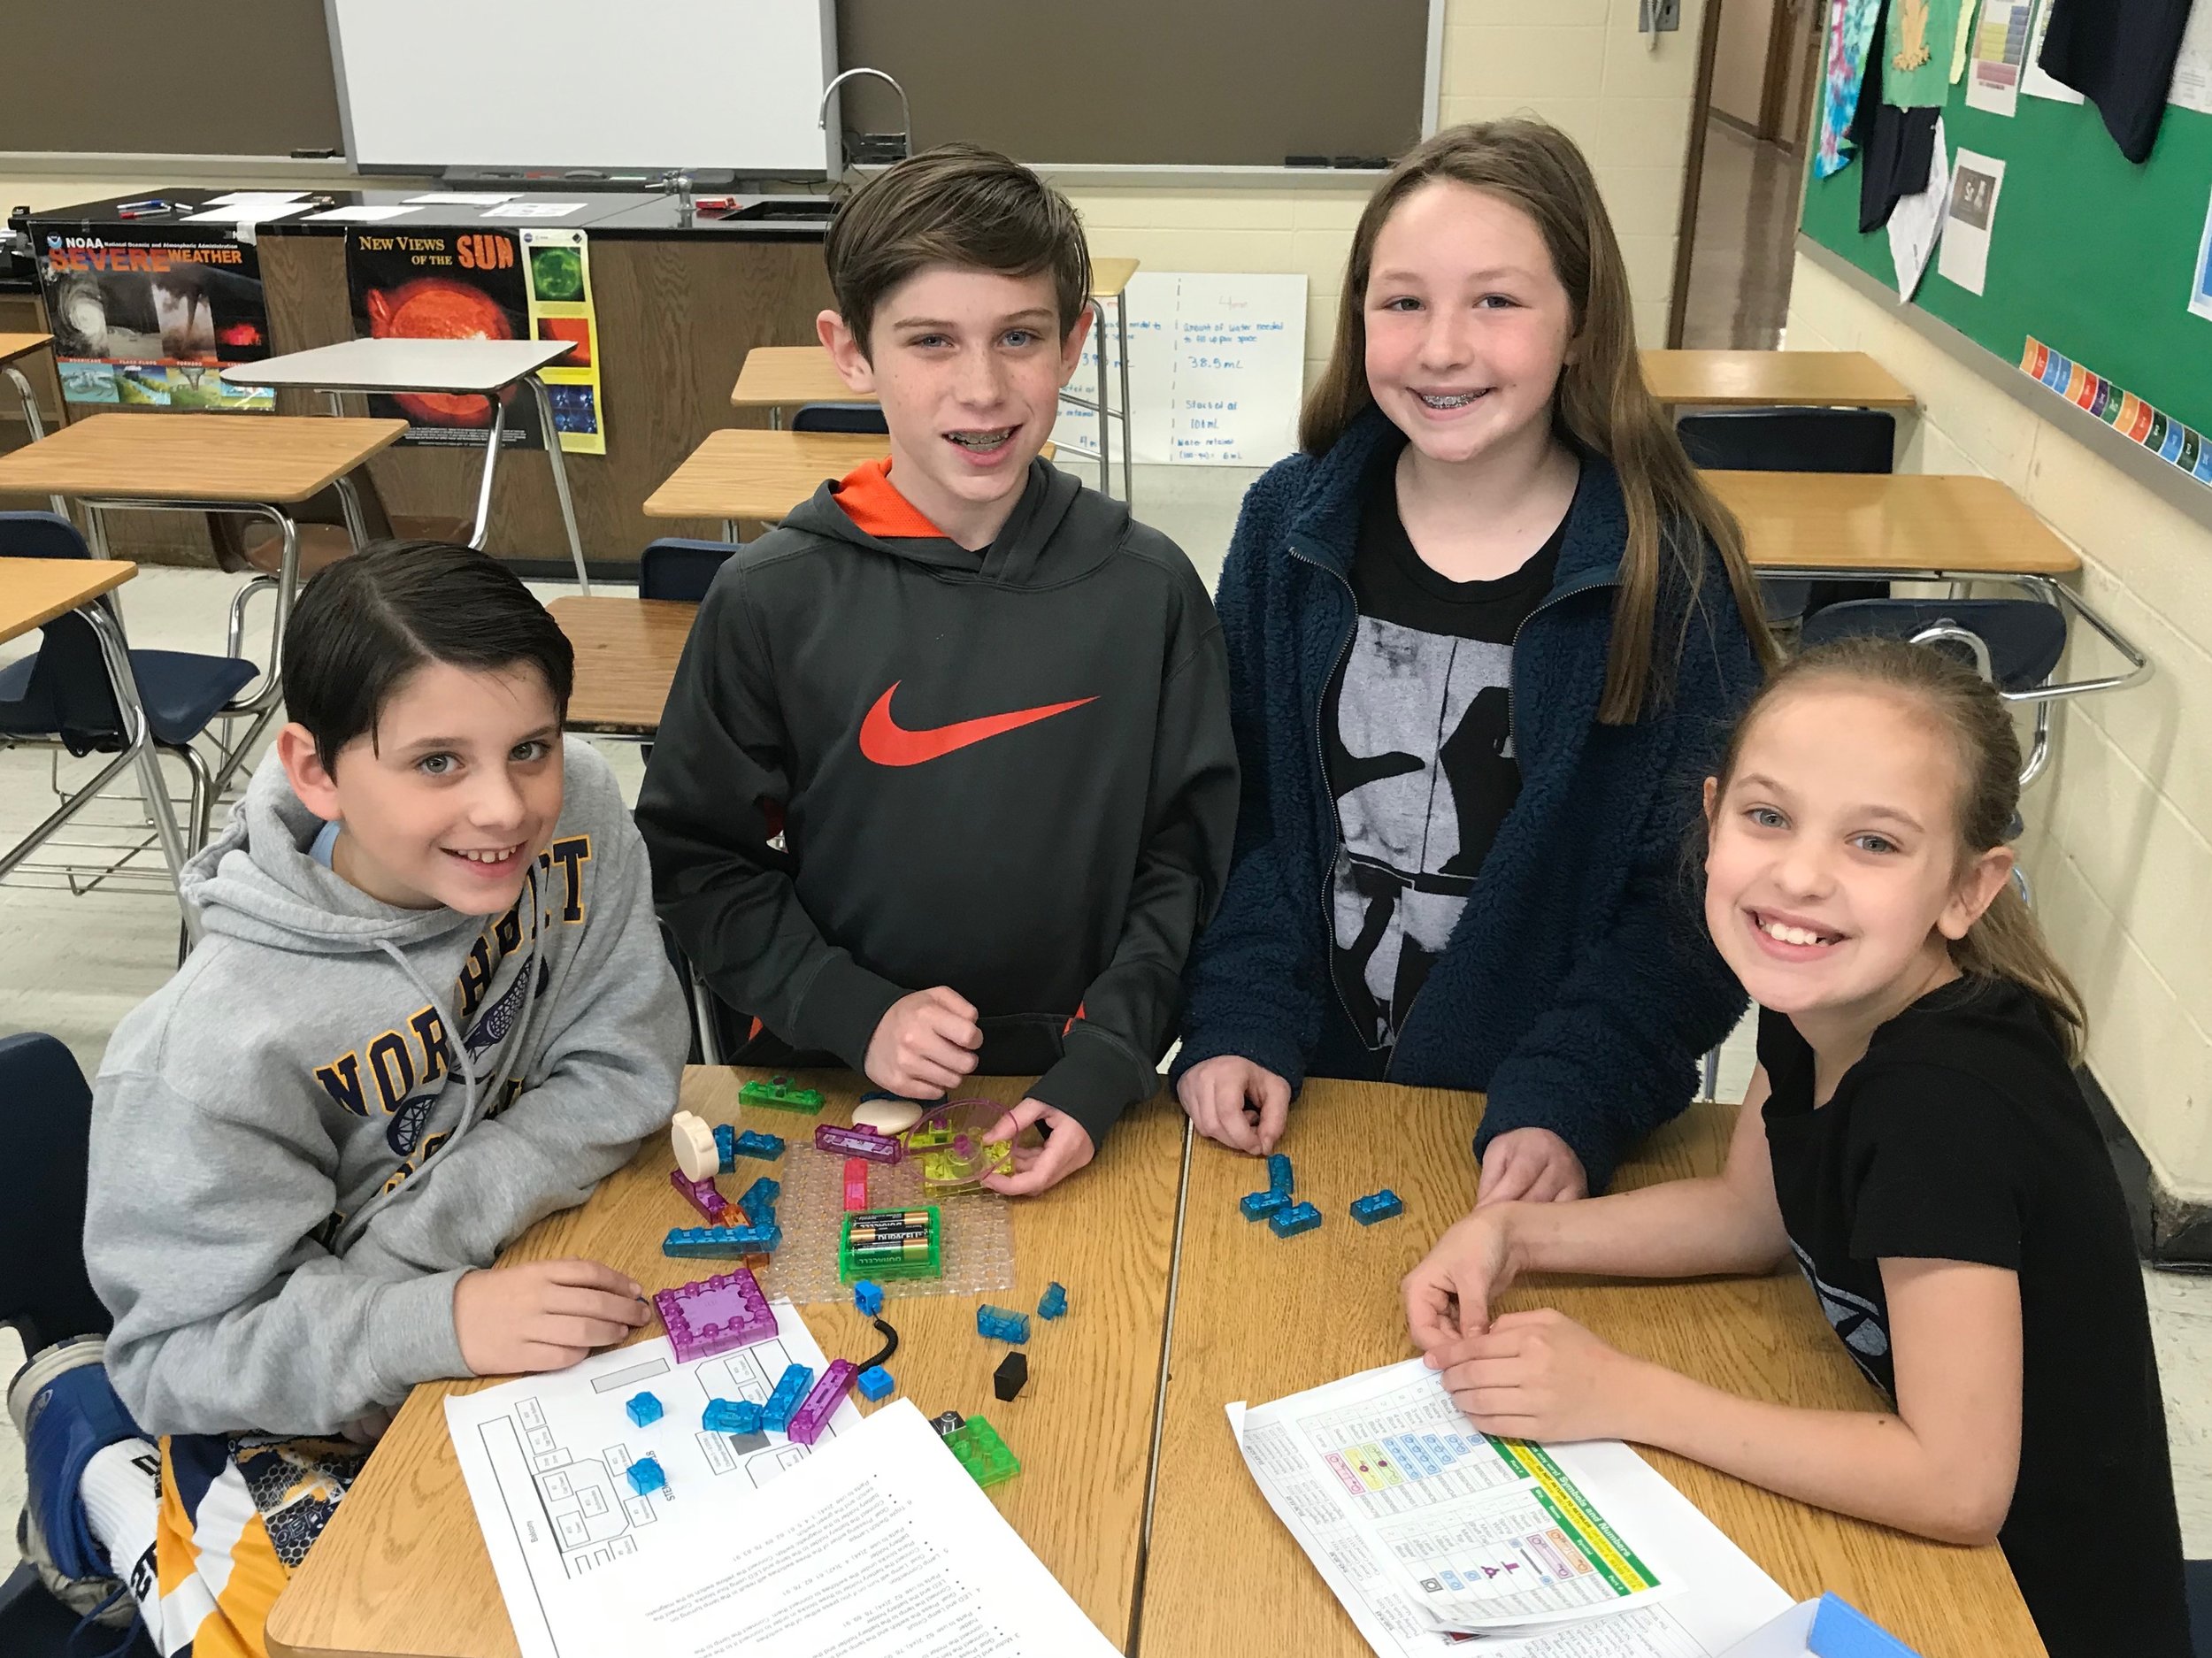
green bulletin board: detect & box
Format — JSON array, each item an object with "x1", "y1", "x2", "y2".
[{"x1": 1800, "y1": 27, "x2": 2212, "y2": 456}]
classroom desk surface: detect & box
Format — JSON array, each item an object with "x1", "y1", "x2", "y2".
[
  {"x1": 642, "y1": 427, "x2": 889, "y2": 520},
  {"x1": 0, "y1": 332, "x2": 54, "y2": 366},
  {"x1": 1642, "y1": 349, "x2": 1916, "y2": 409},
  {"x1": 1711, "y1": 469, "x2": 2081, "y2": 577},
  {"x1": 0, "y1": 412, "x2": 408, "y2": 504},
  {"x1": 0, "y1": 557, "x2": 135, "y2": 643},
  {"x1": 219, "y1": 337, "x2": 575, "y2": 394},
  {"x1": 265, "y1": 1069, "x2": 1187, "y2": 1658},
  {"x1": 729, "y1": 343, "x2": 856, "y2": 409},
  {"x1": 1140, "y1": 1083, "x2": 2047, "y2": 1658},
  {"x1": 549, "y1": 595, "x2": 697, "y2": 733},
  {"x1": 1090, "y1": 257, "x2": 1141, "y2": 302}
]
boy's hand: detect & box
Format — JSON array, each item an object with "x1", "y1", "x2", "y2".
[
  {"x1": 454, "y1": 1259, "x2": 649, "y2": 1378},
  {"x1": 1175, "y1": 1055, "x2": 1291, "y2": 1154},
  {"x1": 1403, "y1": 1205, "x2": 1521, "y2": 1350},
  {"x1": 1425, "y1": 1309, "x2": 1651, "y2": 1444},
  {"x1": 864, "y1": 987, "x2": 982, "y2": 1098},
  {"x1": 1477, "y1": 1127, "x2": 1587, "y2": 1206},
  {"x1": 978, "y1": 1099, "x2": 1094, "y2": 1196}
]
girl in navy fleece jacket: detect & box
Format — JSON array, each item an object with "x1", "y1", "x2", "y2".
[{"x1": 1173, "y1": 121, "x2": 1773, "y2": 1199}]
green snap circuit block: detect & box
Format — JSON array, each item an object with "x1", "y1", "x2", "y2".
[
  {"x1": 942, "y1": 1416, "x2": 1021, "y2": 1488},
  {"x1": 837, "y1": 1205, "x2": 942, "y2": 1284},
  {"x1": 738, "y1": 1074, "x2": 825, "y2": 1114}
]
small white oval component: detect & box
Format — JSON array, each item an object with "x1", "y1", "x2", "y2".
[
  {"x1": 670, "y1": 1109, "x2": 719, "y2": 1181},
  {"x1": 852, "y1": 1097, "x2": 926, "y2": 1136}
]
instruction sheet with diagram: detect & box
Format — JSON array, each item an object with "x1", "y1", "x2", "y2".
[{"x1": 444, "y1": 1298, "x2": 858, "y2": 1658}]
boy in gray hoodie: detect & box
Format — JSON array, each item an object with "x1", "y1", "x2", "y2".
[{"x1": 10, "y1": 541, "x2": 687, "y2": 1657}]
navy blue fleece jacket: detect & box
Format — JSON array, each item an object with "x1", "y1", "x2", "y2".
[{"x1": 1171, "y1": 410, "x2": 1761, "y2": 1193}]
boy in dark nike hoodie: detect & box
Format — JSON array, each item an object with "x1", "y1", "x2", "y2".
[{"x1": 638, "y1": 145, "x2": 1236, "y2": 1193}]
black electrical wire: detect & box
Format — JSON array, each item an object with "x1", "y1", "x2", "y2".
[{"x1": 860, "y1": 1316, "x2": 900, "y2": 1373}]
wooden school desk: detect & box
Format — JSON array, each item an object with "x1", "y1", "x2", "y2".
[
  {"x1": 1642, "y1": 349, "x2": 1916, "y2": 410},
  {"x1": 548, "y1": 595, "x2": 696, "y2": 735},
  {"x1": 642, "y1": 428, "x2": 888, "y2": 536},
  {"x1": 0, "y1": 413, "x2": 406, "y2": 728},
  {"x1": 644, "y1": 426, "x2": 1056, "y2": 537},
  {"x1": 1139, "y1": 1082, "x2": 2048, "y2": 1658},
  {"x1": 265, "y1": 1069, "x2": 1187, "y2": 1658},
  {"x1": 0, "y1": 557, "x2": 196, "y2": 915},
  {"x1": 0, "y1": 333, "x2": 67, "y2": 515},
  {"x1": 220, "y1": 338, "x2": 590, "y2": 592}
]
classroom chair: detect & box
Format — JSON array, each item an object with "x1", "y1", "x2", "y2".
[
  {"x1": 0, "y1": 1034, "x2": 159, "y2": 1658},
  {"x1": 0, "y1": 512, "x2": 254, "y2": 907},
  {"x1": 1800, "y1": 597, "x2": 2069, "y2": 787},
  {"x1": 639, "y1": 537, "x2": 741, "y2": 603},
  {"x1": 790, "y1": 402, "x2": 890, "y2": 435},
  {"x1": 1677, "y1": 405, "x2": 1897, "y2": 632}
]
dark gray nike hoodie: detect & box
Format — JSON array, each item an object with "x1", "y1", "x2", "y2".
[{"x1": 636, "y1": 456, "x2": 1236, "y2": 1147}]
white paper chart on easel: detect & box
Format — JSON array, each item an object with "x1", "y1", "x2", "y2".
[{"x1": 1055, "y1": 272, "x2": 1307, "y2": 466}]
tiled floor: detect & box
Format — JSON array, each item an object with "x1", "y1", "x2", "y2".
[
  {"x1": 1678, "y1": 119, "x2": 1804, "y2": 351},
  {"x1": 5, "y1": 460, "x2": 2209, "y2": 1579}
]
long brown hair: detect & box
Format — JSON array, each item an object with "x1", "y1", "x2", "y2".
[
  {"x1": 1302, "y1": 119, "x2": 1775, "y2": 724},
  {"x1": 1710, "y1": 637, "x2": 2088, "y2": 1063}
]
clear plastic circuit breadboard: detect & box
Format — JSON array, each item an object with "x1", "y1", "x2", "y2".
[{"x1": 752, "y1": 1140, "x2": 1014, "y2": 1306}]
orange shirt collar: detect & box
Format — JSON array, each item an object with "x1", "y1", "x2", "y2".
[{"x1": 833, "y1": 457, "x2": 945, "y2": 539}]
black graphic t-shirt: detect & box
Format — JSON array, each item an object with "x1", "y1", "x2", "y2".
[
  {"x1": 1759, "y1": 979, "x2": 2189, "y2": 1658},
  {"x1": 1322, "y1": 449, "x2": 1568, "y2": 1049}
]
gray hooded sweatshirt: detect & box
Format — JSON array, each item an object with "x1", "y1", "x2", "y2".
[{"x1": 86, "y1": 738, "x2": 689, "y2": 1437}]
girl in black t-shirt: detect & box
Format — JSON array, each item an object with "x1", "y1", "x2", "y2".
[{"x1": 1401, "y1": 637, "x2": 2189, "y2": 1658}]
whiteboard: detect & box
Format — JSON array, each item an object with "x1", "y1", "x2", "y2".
[
  {"x1": 1055, "y1": 272, "x2": 1308, "y2": 466},
  {"x1": 326, "y1": 0, "x2": 837, "y2": 174}
]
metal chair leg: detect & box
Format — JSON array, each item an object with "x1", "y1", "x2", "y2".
[
  {"x1": 691, "y1": 967, "x2": 726, "y2": 1067},
  {"x1": 1701, "y1": 1046, "x2": 1723, "y2": 1102}
]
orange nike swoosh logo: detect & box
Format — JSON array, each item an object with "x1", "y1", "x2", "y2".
[{"x1": 858, "y1": 681, "x2": 1097, "y2": 766}]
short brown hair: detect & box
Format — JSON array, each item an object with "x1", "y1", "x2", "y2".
[
  {"x1": 824, "y1": 143, "x2": 1092, "y2": 354},
  {"x1": 1304, "y1": 120, "x2": 1777, "y2": 725}
]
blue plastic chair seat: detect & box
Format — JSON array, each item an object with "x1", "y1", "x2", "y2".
[
  {"x1": 791, "y1": 402, "x2": 888, "y2": 435},
  {"x1": 0, "y1": 649, "x2": 257, "y2": 748},
  {"x1": 639, "y1": 538, "x2": 741, "y2": 603}
]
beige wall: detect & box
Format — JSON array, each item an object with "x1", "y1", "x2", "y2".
[
  {"x1": 1709, "y1": 0, "x2": 1777, "y2": 128},
  {"x1": 3, "y1": 0, "x2": 1713, "y2": 394},
  {"x1": 1069, "y1": 0, "x2": 1715, "y2": 389},
  {"x1": 1788, "y1": 252, "x2": 2212, "y2": 1204}
]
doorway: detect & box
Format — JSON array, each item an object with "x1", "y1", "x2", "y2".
[{"x1": 1671, "y1": 0, "x2": 1826, "y2": 349}]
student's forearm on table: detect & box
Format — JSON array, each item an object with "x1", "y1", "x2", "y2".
[
  {"x1": 1505, "y1": 1177, "x2": 1788, "y2": 1281},
  {"x1": 1624, "y1": 1366, "x2": 2010, "y2": 1546}
]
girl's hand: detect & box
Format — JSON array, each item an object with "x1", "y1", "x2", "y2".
[
  {"x1": 1174, "y1": 1055, "x2": 1291, "y2": 1154},
  {"x1": 1403, "y1": 1205, "x2": 1522, "y2": 1348},
  {"x1": 1477, "y1": 1127, "x2": 1587, "y2": 1206},
  {"x1": 1427, "y1": 1309, "x2": 1652, "y2": 1444},
  {"x1": 978, "y1": 1099, "x2": 1094, "y2": 1196}
]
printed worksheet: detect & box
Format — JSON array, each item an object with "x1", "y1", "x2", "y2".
[
  {"x1": 586, "y1": 1402, "x2": 1120, "y2": 1656},
  {"x1": 1232, "y1": 1360, "x2": 1792, "y2": 1656},
  {"x1": 445, "y1": 1300, "x2": 860, "y2": 1658}
]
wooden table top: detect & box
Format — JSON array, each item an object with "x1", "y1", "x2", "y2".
[
  {"x1": 730, "y1": 344, "x2": 861, "y2": 409},
  {"x1": 642, "y1": 427, "x2": 889, "y2": 519},
  {"x1": 0, "y1": 412, "x2": 407, "y2": 504},
  {"x1": 646, "y1": 427, "x2": 1055, "y2": 522},
  {"x1": 549, "y1": 595, "x2": 697, "y2": 733},
  {"x1": 266, "y1": 1068, "x2": 1187, "y2": 1658},
  {"x1": 1643, "y1": 349, "x2": 1916, "y2": 409},
  {"x1": 1141, "y1": 1083, "x2": 2047, "y2": 1658},
  {"x1": 0, "y1": 557, "x2": 135, "y2": 645},
  {"x1": 1089, "y1": 256, "x2": 1140, "y2": 303},
  {"x1": 0, "y1": 332, "x2": 55, "y2": 367},
  {"x1": 1712, "y1": 469, "x2": 2081, "y2": 577}
]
